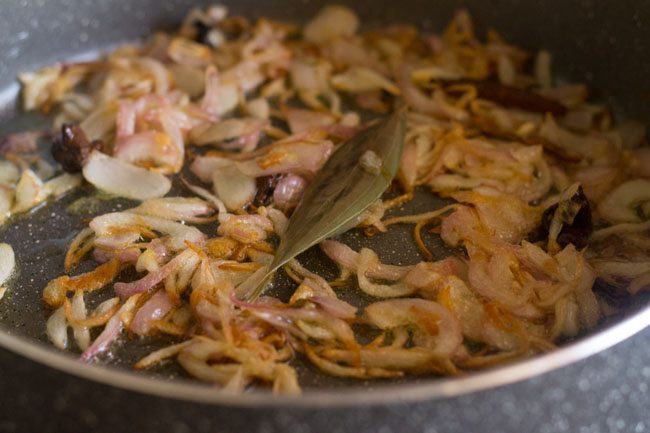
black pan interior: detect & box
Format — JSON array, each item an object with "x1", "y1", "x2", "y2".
[{"x1": 1, "y1": 0, "x2": 649, "y2": 391}]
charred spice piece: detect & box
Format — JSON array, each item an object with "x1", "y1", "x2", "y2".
[
  {"x1": 536, "y1": 184, "x2": 593, "y2": 250},
  {"x1": 51, "y1": 124, "x2": 103, "y2": 173},
  {"x1": 253, "y1": 174, "x2": 284, "y2": 207},
  {"x1": 443, "y1": 79, "x2": 567, "y2": 116},
  {"x1": 192, "y1": 20, "x2": 213, "y2": 46}
]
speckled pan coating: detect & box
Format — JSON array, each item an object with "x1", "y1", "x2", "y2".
[{"x1": 1, "y1": 1, "x2": 650, "y2": 432}]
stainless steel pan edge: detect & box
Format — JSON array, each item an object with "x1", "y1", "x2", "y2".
[{"x1": 1, "y1": 0, "x2": 650, "y2": 408}]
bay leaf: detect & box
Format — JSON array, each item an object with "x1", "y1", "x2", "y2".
[{"x1": 238, "y1": 108, "x2": 406, "y2": 300}]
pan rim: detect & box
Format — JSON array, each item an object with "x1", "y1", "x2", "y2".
[{"x1": 0, "y1": 303, "x2": 648, "y2": 407}]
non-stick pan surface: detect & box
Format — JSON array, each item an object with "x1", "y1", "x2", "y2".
[{"x1": 1, "y1": 0, "x2": 650, "y2": 427}]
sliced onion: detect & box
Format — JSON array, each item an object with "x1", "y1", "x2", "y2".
[
  {"x1": 403, "y1": 259, "x2": 464, "y2": 296},
  {"x1": 83, "y1": 151, "x2": 171, "y2": 201},
  {"x1": 273, "y1": 174, "x2": 306, "y2": 210},
  {"x1": 331, "y1": 67, "x2": 400, "y2": 95},
  {"x1": 324, "y1": 38, "x2": 389, "y2": 75},
  {"x1": 113, "y1": 131, "x2": 182, "y2": 174},
  {"x1": 592, "y1": 259, "x2": 650, "y2": 280},
  {"x1": 538, "y1": 115, "x2": 612, "y2": 162},
  {"x1": 320, "y1": 240, "x2": 411, "y2": 281},
  {"x1": 364, "y1": 298, "x2": 462, "y2": 357},
  {"x1": 356, "y1": 248, "x2": 415, "y2": 298},
  {"x1": 12, "y1": 169, "x2": 44, "y2": 213},
  {"x1": 236, "y1": 141, "x2": 334, "y2": 178},
  {"x1": 267, "y1": 208, "x2": 288, "y2": 236},
  {"x1": 201, "y1": 66, "x2": 239, "y2": 116},
  {"x1": 0, "y1": 243, "x2": 16, "y2": 287},
  {"x1": 18, "y1": 66, "x2": 62, "y2": 110},
  {"x1": 190, "y1": 155, "x2": 231, "y2": 183},
  {"x1": 397, "y1": 141, "x2": 418, "y2": 191},
  {"x1": 90, "y1": 212, "x2": 205, "y2": 251},
  {"x1": 284, "y1": 107, "x2": 335, "y2": 134},
  {"x1": 0, "y1": 160, "x2": 20, "y2": 184},
  {"x1": 189, "y1": 118, "x2": 267, "y2": 149},
  {"x1": 591, "y1": 221, "x2": 650, "y2": 241},
  {"x1": 42, "y1": 173, "x2": 83, "y2": 198},
  {"x1": 597, "y1": 179, "x2": 650, "y2": 223},
  {"x1": 114, "y1": 249, "x2": 198, "y2": 299},
  {"x1": 167, "y1": 38, "x2": 212, "y2": 68},
  {"x1": 130, "y1": 197, "x2": 215, "y2": 223},
  {"x1": 79, "y1": 105, "x2": 118, "y2": 142},
  {"x1": 135, "y1": 341, "x2": 193, "y2": 369},
  {"x1": 290, "y1": 59, "x2": 331, "y2": 94},
  {"x1": 309, "y1": 296, "x2": 357, "y2": 320},
  {"x1": 574, "y1": 165, "x2": 618, "y2": 202},
  {"x1": 136, "y1": 57, "x2": 172, "y2": 94},
  {"x1": 212, "y1": 164, "x2": 256, "y2": 211},
  {"x1": 246, "y1": 98, "x2": 270, "y2": 119},
  {"x1": 537, "y1": 84, "x2": 588, "y2": 108},
  {"x1": 467, "y1": 248, "x2": 530, "y2": 309},
  {"x1": 0, "y1": 185, "x2": 12, "y2": 224},
  {"x1": 70, "y1": 291, "x2": 90, "y2": 350},
  {"x1": 116, "y1": 100, "x2": 137, "y2": 138},
  {"x1": 169, "y1": 63, "x2": 205, "y2": 98},
  {"x1": 303, "y1": 5, "x2": 359, "y2": 43},
  {"x1": 46, "y1": 306, "x2": 68, "y2": 350},
  {"x1": 399, "y1": 64, "x2": 468, "y2": 122},
  {"x1": 131, "y1": 289, "x2": 174, "y2": 335},
  {"x1": 217, "y1": 214, "x2": 273, "y2": 244},
  {"x1": 80, "y1": 294, "x2": 141, "y2": 362}
]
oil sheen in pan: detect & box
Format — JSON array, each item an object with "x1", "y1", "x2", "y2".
[{"x1": 2, "y1": 161, "x2": 648, "y2": 391}]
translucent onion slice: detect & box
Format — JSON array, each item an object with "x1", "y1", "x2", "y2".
[
  {"x1": 598, "y1": 179, "x2": 650, "y2": 223},
  {"x1": 212, "y1": 164, "x2": 256, "y2": 211},
  {"x1": 12, "y1": 169, "x2": 44, "y2": 213},
  {"x1": 46, "y1": 307, "x2": 68, "y2": 349},
  {"x1": 82, "y1": 151, "x2": 171, "y2": 201},
  {"x1": 0, "y1": 243, "x2": 15, "y2": 287},
  {"x1": 303, "y1": 5, "x2": 359, "y2": 43}
]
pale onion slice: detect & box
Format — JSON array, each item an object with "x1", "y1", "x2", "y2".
[
  {"x1": 82, "y1": 151, "x2": 171, "y2": 201},
  {"x1": 284, "y1": 107, "x2": 335, "y2": 134},
  {"x1": 12, "y1": 169, "x2": 44, "y2": 213},
  {"x1": 18, "y1": 66, "x2": 62, "y2": 110},
  {"x1": 364, "y1": 298, "x2": 462, "y2": 357},
  {"x1": 597, "y1": 178, "x2": 650, "y2": 223},
  {"x1": 0, "y1": 186, "x2": 11, "y2": 225},
  {"x1": 212, "y1": 164, "x2": 256, "y2": 211},
  {"x1": 46, "y1": 306, "x2": 68, "y2": 349},
  {"x1": 331, "y1": 67, "x2": 401, "y2": 95},
  {"x1": 189, "y1": 117, "x2": 266, "y2": 147},
  {"x1": 267, "y1": 208, "x2": 288, "y2": 236},
  {"x1": 71, "y1": 291, "x2": 90, "y2": 350},
  {"x1": 0, "y1": 160, "x2": 20, "y2": 184},
  {"x1": 303, "y1": 5, "x2": 359, "y2": 43},
  {"x1": 42, "y1": 173, "x2": 83, "y2": 198},
  {"x1": 290, "y1": 59, "x2": 331, "y2": 94},
  {"x1": 246, "y1": 98, "x2": 270, "y2": 119},
  {"x1": 129, "y1": 197, "x2": 214, "y2": 223},
  {"x1": 90, "y1": 212, "x2": 205, "y2": 251},
  {"x1": 0, "y1": 243, "x2": 15, "y2": 287}
]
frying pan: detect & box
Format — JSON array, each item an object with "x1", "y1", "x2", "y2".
[{"x1": 1, "y1": 0, "x2": 650, "y2": 432}]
